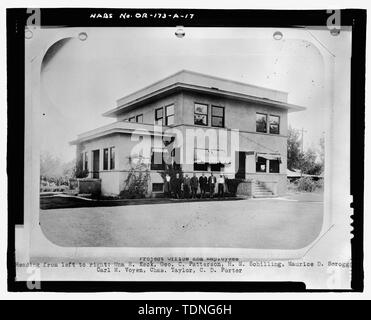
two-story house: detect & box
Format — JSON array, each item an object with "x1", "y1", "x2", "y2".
[{"x1": 70, "y1": 70, "x2": 305, "y2": 196}]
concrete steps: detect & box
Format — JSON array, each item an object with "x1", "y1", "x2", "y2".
[{"x1": 253, "y1": 181, "x2": 276, "y2": 198}]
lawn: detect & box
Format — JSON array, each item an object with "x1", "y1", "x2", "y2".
[{"x1": 39, "y1": 192, "x2": 324, "y2": 249}]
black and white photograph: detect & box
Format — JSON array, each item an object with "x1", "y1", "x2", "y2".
[{"x1": 4, "y1": 3, "x2": 367, "y2": 298}]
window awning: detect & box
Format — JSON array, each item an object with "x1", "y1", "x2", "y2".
[
  {"x1": 256, "y1": 153, "x2": 281, "y2": 161},
  {"x1": 152, "y1": 147, "x2": 169, "y2": 153},
  {"x1": 195, "y1": 149, "x2": 230, "y2": 164}
]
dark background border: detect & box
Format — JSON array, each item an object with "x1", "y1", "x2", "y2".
[{"x1": 7, "y1": 8, "x2": 365, "y2": 293}]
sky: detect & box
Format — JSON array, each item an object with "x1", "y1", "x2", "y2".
[{"x1": 36, "y1": 27, "x2": 352, "y2": 163}]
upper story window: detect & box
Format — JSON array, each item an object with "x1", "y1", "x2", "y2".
[
  {"x1": 155, "y1": 107, "x2": 163, "y2": 125},
  {"x1": 211, "y1": 106, "x2": 225, "y2": 128},
  {"x1": 136, "y1": 114, "x2": 143, "y2": 123},
  {"x1": 269, "y1": 115, "x2": 280, "y2": 134},
  {"x1": 128, "y1": 116, "x2": 136, "y2": 122},
  {"x1": 256, "y1": 113, "x2": 267, "y2": 133},
  {"x1": 165, "y1": 104, "x2": 175, "y2": 126},
  {"x1": 194, "y1": 103, "x2": 208, "y2": 126}
]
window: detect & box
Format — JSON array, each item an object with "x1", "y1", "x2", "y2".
[
  {"x1": 210, "y1": 163, "x2": 224, "y2": 172},
  {"x1": 136, "y1": 114, "x2": 143, "y2": 123},
  {"x1": 194, "y1": 163, "x2": 208, "y2": 171},
  {"x1": 103, "y1": 148, "x2": 109, "y2": 170},
  {"x1": 256, "y1": 156, "x2": 267, "y2": 173},
  {"x1": 84, "y1": 152, "x2": 88, "y2": 171},
  {"x1": 256, "y1": 113, "x2": 267, "y2": 133},
  {"x1": 269, "y1": 115, "x2": 280, "y2": 134},
  {"x1": 152, "y1": 183, "x2": 164, "y2": 192},
  {"x1": 165, "y1": 104, "x2": 175, "y2": 125},
  {"x1": 110, "y1": 147, "x2": 115, "y2": 170},
  {"x1": 155, "y1": 107, "x2": 163, "y2": 125},
  {"x1": 269, "y1": 159, "x2": 280, "y2": 173},
  {"x1": 211, "y1": 106, "x2": 225, "y2": 128},
  {"x1": 194, "y1": 103, "x2": 208, "y2": 126},
  {"x1": 151, "y1": 152, "x2": 165, "y2": 170},
  {"x1": 128, "y1": 116, "x2": 136, "y2": 122}
]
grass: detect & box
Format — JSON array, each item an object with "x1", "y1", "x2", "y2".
[{"x1": 40, "y1": 192, "x2": 323, "y2": 249}]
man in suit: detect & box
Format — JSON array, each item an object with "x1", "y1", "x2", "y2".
[
  {"x1": 190, "y1": 173, "x2": 199, "y2": 199},
  {"x1": 208, "y1": 172, "x2": 217, "y2": 198},
  {"x1": 183, "y1": 174, "x2": 191, "y2": 199},
  {"x1": 171, "y1": 173, "x2": 182, "y2": 199},
  {"x1": 199, "y1": 173, "x2": 207, "y2": 198}
]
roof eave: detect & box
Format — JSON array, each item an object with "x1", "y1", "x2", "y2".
[{"x1": 103, "y1": 84, "x2": 306, "y2": 118}]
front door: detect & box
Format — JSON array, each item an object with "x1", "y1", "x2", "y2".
[
  {"x1": 92, "y1": 150, "x2": 100, "y2": 179},
  {"x1": 235, "y1": 151, "x2": 246, "y2": 179}
]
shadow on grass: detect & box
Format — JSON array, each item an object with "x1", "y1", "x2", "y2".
[{"x1": 40, "y1": 195, "x2": 244, "y2": 210}]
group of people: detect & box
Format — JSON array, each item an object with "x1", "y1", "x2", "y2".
[{"x1": 164, "y1": 172, "x2": 226, "y2": 199}]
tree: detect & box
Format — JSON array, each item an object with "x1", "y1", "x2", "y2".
[
  {"x1": 287, "y1": 128, "x2": 324, "y2": 175},
  {"x1": 287, "y1": 127, "x2": 303, "y2": 170},
  {"x1": 40, "y1": 151, "x2": 78, "y2": 185},
  {"x1": 301, "y1": 148, "x2": 323, "y2": 175},
  {"x1": 319, "y1": 135, "x2": 325, "y2": 169}
]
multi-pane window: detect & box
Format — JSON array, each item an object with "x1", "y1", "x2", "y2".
[
  {"x1": 109, "y1": 147, "x2": 115, "y2": 170},
  {"x1": 256, "y1": 113, "x2": 267, "y2": 133},
  {"x1": 211, "y1": 106, "x2": 225, "y2": 128},
  {"x1": 103, "y1": 148, "x2": 109, "y2": 170},
  {"x1": 152, "y1": 183, "x2": 164, "y2": 192},
  {"x1": 165, "y1": 104, "x2": 175, "y2": 126},
  {"x1": 269, "y1": 115, "x2": 280, "y2": 134},
  {"x1": 194, "y1": 163, "x2": 208, "y2": 171},
  {"x1": 128, "y1": 116, "x2": 136, "y2": 122},
  {"x1": 84, "y1": 152, "x2": 88, "y2": 171},
  {"x1": 136, "y1": 114, "x2": 143, "y2": 123},
  {"x1": 210, "y1": 163, "x2": 224, "y2": 172},
  {"x1": 256, "y1": 156, "x2": 267, "y2": 173},
  {"x1": 269, "y1": 159, "x2": 280, "y2": 173},
  {"x1": 194, "y1": 103, "x2": 208, "y2": 126},
  {"x1": 155, "y1": 107, "x2": 163, "y2": 125},
  {"x1": 104, "y1": 147, "x2": 115, "y2": 170}
]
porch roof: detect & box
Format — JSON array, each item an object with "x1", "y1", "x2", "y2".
[{"x1": 69, "y1": 121, "x2": 174, "y2": 145}]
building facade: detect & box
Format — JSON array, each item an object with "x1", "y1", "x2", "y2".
[{"x1": 70, "y1": 70, "x2": 305, "y2": 197}]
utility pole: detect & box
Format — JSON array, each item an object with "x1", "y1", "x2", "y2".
[
  {"x1": 301, "y1": 128, "x2": 307, "y2": 177},
  {"x1": 301, "y1": 128, "x2": 307, "y2": 153}
]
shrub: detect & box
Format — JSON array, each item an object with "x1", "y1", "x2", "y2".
[
  {"x1": 225, "y1": 178, "x2": 244, "y2": 196},
  {"x1": 297, "y1": 176, "x2": 317, "y2": 192},
  {"x1": 120, "y1": 156, "x2": 150, "y2": 199},
  {"x1": 75, "y1": 157, "x2": 89, "y2": 178},
  {"x1": 314, "y1": 178, "x2": 324, "y2": 190}
]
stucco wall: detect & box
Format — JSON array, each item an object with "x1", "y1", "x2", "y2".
[
  {"x1": 181, "y1": 91, "x2": 288, "y2": 136},
  {"x1": 116, "y1": 93, "x2": 182, "y2": 125},
  {"x1": 78, "y1": 133, "x2": 166, "y2": 196}
]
